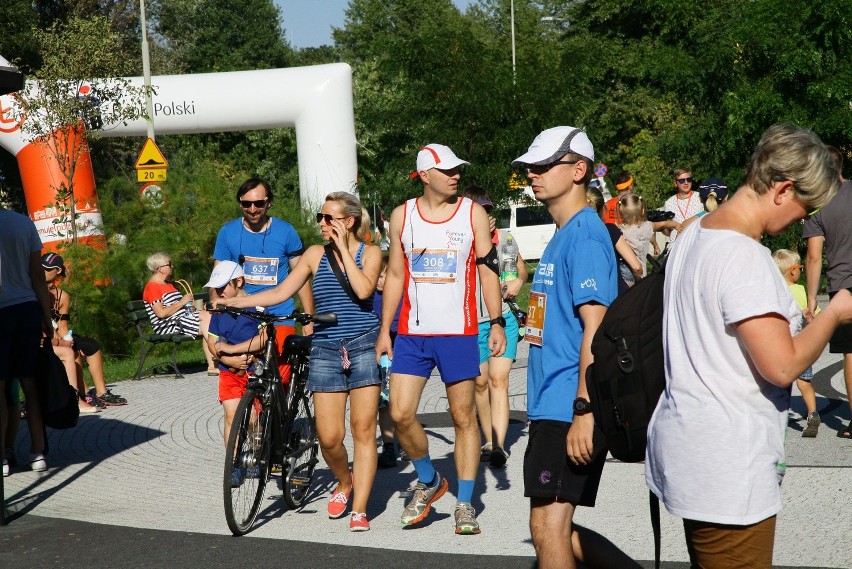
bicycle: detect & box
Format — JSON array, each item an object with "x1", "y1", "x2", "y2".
[{"x1": 208, "y1": 305, "x2": 336, "y2": 536}]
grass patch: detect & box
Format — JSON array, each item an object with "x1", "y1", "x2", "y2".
[{"x1": 100, "y1": 344, "x2": 207, "y2": 384}]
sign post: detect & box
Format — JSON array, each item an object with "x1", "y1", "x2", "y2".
[{"x1": 134, "y1": 137, "x2": 168, "y2": 182}]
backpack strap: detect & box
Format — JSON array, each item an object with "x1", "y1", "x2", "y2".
[
  {"x1": 650, "y1": 490, "x2": 661, "y2": 569},
  {"x1": 324, "y1": 243, "x2": 360, "y2": 304}
]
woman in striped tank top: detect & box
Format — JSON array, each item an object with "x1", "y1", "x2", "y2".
[{"x1": 218, "y1": 191, "x2": 383, "y2": 532}]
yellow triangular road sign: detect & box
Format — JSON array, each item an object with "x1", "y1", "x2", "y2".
[{"x1": 134, "y1": 138, "x2": 169, "y2": 169}]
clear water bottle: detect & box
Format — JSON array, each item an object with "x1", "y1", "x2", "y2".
[{"x1": 500, "y1": 232, "x2": 519, "y2": 287}]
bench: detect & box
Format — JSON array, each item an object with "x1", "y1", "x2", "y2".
[{"x1": 126, "y1": 292, "x2": 209, "y2": 380}]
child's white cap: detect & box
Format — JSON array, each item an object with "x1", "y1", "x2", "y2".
[{"x1": 204, "y1": 261, "x2": 244, "y2": 288}]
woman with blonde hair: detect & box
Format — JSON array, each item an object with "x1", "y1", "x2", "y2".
[
  {"x1": 217, "y1": 191, "x2": 383, "y2": 532},
  {"x1": 646, "y1": 123, "x2": 852, "y2": 567}
]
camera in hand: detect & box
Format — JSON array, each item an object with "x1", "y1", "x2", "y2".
[{"x1": 647, "y1": 209, "x2": 675, "y2": 223}]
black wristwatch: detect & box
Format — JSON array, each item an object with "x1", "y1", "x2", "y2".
[
  {"x1": 489, "y1": 316, "x2": 506, "y2": 328},
  {"x1": 573, "y1": 397, "x2": 592, "y2": 416}
]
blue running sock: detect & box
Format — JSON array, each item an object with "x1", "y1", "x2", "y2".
[
  {"x1": 412, "y1": 455, "x2": 436, "y2": 486},
  {"x1": 457, "y1": 479, "x2": 475, "y2": 504}
]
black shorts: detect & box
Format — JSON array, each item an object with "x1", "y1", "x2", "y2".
[
  {"x1": 0, "y1": 302, "x2": 42, "y2": 382},
  {"x1": 523, "y1": 419, "x2": 607, "y2": 507},
  {"x1": 72, "y1": 334, "x2": 101, "y2": 357},
  {"x1": 828, "y1": 292, "x2": 852, "y2": 353}
]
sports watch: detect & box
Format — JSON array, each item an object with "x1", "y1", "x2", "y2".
[
  {"x1": 573, "y1": 397, "x2": 592, "y2": 416},
  {"x1": 489, "y1": 316, "x2": 507, "y2": 328}
]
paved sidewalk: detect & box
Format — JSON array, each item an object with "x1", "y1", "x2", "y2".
[{"x1": 2, "y1": 341, "x2": 851, "y2": 568}]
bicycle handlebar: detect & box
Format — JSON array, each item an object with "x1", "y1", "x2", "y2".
[{"x1": 205, "y1": 303, "x2": 337, "y2": 326}]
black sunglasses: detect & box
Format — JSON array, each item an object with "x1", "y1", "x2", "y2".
[
  {"x1": 676, "y1": 177, "x2": 693, "y2": 184},
  {"x1": 316, "y1": 212, "x2": 348, "y2": 224},
  {"x1": 239, "y1": 198, "x2": 268, "y2": 209},
  {"x1": 526, "y1": 160, "x2": 579, "y2": 175}
]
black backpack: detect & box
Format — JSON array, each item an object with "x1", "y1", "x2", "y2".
[
  {"x1": 587, "y1": 254, "x2": 667, "y2": 569},
  {"x1": 587, "y1": 255, "x2": 667, "y2": 462},
  {"x1": 37, "y1": 346, "x2": 80, "y2": 430}
]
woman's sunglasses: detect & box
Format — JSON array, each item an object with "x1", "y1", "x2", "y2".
[
  {"x1": 676, "y1": 177, "x2": 693, "y2": 184},
  {"x1": 316, "y1": 213, "x2": 347, "y2": 224}
]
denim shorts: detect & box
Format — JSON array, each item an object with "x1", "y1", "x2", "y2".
[
  {"x1": 307, "y1": 327, "x2": 381, "y2": 393},
  {"x1": 477, "y1": 310, "x2": 519, "y2": 364},
  {"x1": 799, "y1": 365, "x2": 814, "y2": 382}
]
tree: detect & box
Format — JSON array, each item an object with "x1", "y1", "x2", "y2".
[{"x1": 13, "y1": 16, "x2": 147, "y2": 243}]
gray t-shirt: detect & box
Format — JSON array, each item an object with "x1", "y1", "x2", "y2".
[
  {"x1": 0, "y1": 209, "x2": 43, "y2": 309},
  {"x1": 802, "y1": 180, "x2": 852, "y2": 293}
]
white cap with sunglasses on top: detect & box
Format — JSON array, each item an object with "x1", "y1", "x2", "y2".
[
  {"x1": 204, "y1": 261, "x2": 244, "y2": 289},
  {"x1": 512, "y1": 126, "x2": 595, "y2": 167},
  {"x1": 409, "y1": 144, "x2": 469, "y2": 178}
]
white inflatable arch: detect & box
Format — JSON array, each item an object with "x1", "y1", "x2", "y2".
[{"x1": 0, "y1": 61, "x2": 358, "y2": 247}]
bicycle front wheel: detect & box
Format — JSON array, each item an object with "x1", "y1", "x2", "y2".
[
  {"x1": 282, "y1": 388, "x2": 318, "y2": 509},
  {"x1": 223, "y1": 388, "x2": 271, "y2": 535}
]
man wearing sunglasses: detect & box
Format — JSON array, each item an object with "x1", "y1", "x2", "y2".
[
  {"x1": 513, "y1": 127, "x2": 632, "y2": 568},
  {"x1": 663, "y1": 168, "x2": 704, "y2": 242},
  {"x1": 213, "y1": 177, "x2": 315, "y2": 377}
]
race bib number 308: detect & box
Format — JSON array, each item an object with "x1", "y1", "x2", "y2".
[
  {"x1": 410, "y1": 249, "x2": 458, "y2": 283},
  {"x1": 242, "y1": 255, "x2": 279, "y2": 286},
  {"x1": 524, "y1": 291, "x2": 546, "y2": 346}
]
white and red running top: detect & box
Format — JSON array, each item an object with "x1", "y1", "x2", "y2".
[{"x1": 398, "y1": 197, "x2": 478, "y2": 336}]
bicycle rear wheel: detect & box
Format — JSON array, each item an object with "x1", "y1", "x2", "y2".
[
  {"x1": 223, "y1": 388, "x2": 271, "y2": 535},
  {"x1": 282, "y1": 388, "x2": 318, "y2": 509}
]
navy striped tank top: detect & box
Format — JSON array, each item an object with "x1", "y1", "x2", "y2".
[{"x1": 312, "y1": 243, "x2": 379, "y2": 341}]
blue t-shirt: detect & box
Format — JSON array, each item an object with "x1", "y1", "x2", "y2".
[
  {"x1": 527, "y1": 207, "x2": 617, "y2": 422},
  {"x1": 372, "y1": 290, "x2": 400, "y2": 333},
  {"x1": 213, "y1": 217, "x2": 304, "y2": 318},
  {"x1": 209, "y1": 309, "x2": 261, "y2": 372}
]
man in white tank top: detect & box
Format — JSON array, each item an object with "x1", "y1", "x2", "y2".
[{"x1": 376, "y1": 144, "x2": 506, "y2": 535}]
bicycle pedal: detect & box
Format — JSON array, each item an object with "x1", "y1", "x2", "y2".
[{"x1": 288, "y1": 475, "x2": 311, "y2": 487}]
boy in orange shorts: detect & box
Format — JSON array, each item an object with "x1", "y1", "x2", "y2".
[{"x1": 204, "y1": 261, "x2": 267, "y2": 449}]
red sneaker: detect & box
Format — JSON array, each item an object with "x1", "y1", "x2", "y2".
[
  {"x1": 327, "y1": 472, "x2": 353, "y2": 519},
  {"x1": 349, "y1": 512, "x2": 370, "y2": 532}
]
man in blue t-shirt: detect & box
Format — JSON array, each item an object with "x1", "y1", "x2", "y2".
[
  {"x1": 513, "y1": 127, "x2": 634, "y2": 568},
  {"x1": 213, "y1": 177, "x2": 314, "y2": 380}
]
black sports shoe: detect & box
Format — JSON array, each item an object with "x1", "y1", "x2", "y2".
[
  {"x1": 94, "y1": 389, "x2": 128, "y2": 406},
  {"x1": 489, "y1": 446, "x2": 509, "y2": 468},
  {"x1": 85, "y1": 395, "x2": 107, "y2": 409},
  {"x1": 377, "y1": 444, "x2": 397, "y2": 469}
]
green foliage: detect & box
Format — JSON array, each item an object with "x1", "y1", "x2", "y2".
[{"x1": 153, "y1": 0, "x2": 293, "y2": 73}]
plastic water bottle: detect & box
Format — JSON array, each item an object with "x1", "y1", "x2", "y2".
[{"x1": 500, "y1": 233, "x2": 519, "y2": 286}]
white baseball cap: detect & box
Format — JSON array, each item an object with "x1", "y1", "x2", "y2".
[
  {"x1": 512, "y1": 126, "x2": 595, "y2": 166},
  {"x1": 410, "y1": 144, "x2": 470, "y2": 178},
  {"x1": 204, "y1": 261, "x2": 244, "y2": 289}
]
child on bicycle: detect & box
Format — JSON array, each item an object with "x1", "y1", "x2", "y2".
[{"x1": 205, "y1": 261, "x2": 267, "y2": 455}]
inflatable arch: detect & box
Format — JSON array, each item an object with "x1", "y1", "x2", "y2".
[{"x1": 0, "y1": 60, "x2": 358, "y2": 250}]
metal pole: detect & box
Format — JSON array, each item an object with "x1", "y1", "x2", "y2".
[
  {"x1": 140, "y1": 0, "x2": 155, "y2": 141},
  {"x1": 510, "y1": 0, "x2": 516, "y2": 84}
]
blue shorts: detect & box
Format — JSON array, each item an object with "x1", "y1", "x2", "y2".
[
  {"x1": 477, "y1": 310, "x2": 519, "y2": 364},
  {"x1": 307, "y1": 327, "x2": 381, "y2": 393},
  {"x1": 0, "y1": 302, "x2": 42, "y2": 382},
  {"x1": 391, "y1": 334, "x2": 479, "y2": 384},
  {"x1": 799, "y1": 366, "x2": 814, "y2": 382}
]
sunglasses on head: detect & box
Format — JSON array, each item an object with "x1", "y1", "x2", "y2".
[
  {"x1": 676, "y1": 177, "x2": 693, "y2": 184},
  {"x1": 315, "y1": 212, "x2": 348, "y2": 224},
  {"x1": 239, "y1": 198, "x2": 268, "y2": 209}
]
